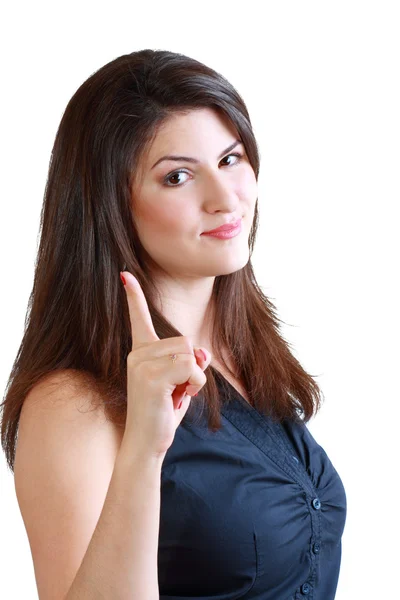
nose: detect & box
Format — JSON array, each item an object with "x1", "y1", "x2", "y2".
[{"x1": 202, "y1": 170, "x2": 240, "y2": 213}]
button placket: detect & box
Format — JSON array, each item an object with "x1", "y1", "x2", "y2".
[
  {"x1": 271, "y1": 416, "x2": 324, "y2": 584},
  {"x1": 221, "y1": 396, "x2": 322, "y2": 595}
]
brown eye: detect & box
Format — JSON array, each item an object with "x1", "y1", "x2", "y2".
[
  {"x1": 164, "y1": 171, "x2": 189, "y2": 186},
  {"x1": 220, "y1": 152, "x2": 243, "y2": 166},
  {"x1": 163, "y1": 153, "x2": 244, "y2": 188}
]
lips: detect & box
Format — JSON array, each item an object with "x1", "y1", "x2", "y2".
[{"x1": 202, "y1": 218, "x2": 242, "y2": 235}]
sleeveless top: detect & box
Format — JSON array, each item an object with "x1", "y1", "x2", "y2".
[{"x1": 158, "y1": 373, "x2": 347, "y2": 599}]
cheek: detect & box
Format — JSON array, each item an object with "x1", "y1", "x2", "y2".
[
  {"x1": 138, "y1": 200, "x2": 190, "y2": 235},
  {"x1": 239, "y1": 168, "x2": 258, "y2": 204}
]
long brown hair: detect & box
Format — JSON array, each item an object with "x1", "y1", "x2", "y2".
[{"x1": 0, "y1": 49, "x2": 323, "y2": 473}]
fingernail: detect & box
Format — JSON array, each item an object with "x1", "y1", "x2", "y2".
[
  {"x1": 120, "y1": 272, "x2": 126, "y2": 286},
  {"x1": 178, "y1": 400, "x2": 183, "y2": 409},
  {"x1": 194, "y1": 348, "x2": 207, "y2": 361}
]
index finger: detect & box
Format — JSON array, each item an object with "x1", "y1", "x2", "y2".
[{"x1": 120, "y1": 271, "x2": 159, "y2": 347}]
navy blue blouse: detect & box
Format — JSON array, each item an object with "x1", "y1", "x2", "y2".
[{"x1": 158, "y1": 374, "x2": 347, "y2": 599}]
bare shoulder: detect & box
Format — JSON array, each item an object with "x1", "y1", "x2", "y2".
[
  {"x1": 17, "y1": 368, "x2": 125, "y2": 466},
  {"x1": 21, "y1": 368, "x2": 110, "y2": 425}
]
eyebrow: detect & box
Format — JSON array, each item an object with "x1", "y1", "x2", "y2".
[{"x1": 150, "y1": 139, "x2": 243, "y2": 170}]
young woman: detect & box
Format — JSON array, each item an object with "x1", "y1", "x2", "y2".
[{"x1": 1, "y1": 49, "x2": 346, "y2": 599}]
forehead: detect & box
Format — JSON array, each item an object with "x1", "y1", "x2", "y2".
[{"x1": 147, "y1": 108, "x2": 238, "y2": 157}]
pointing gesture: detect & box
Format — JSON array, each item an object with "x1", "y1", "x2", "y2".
[{"x1": 120, "y1": 271, "x2": 212, "y2": 459}]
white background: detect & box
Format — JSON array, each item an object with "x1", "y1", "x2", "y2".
[{"x1": 1, "y1": 1, "x2": 399, "y2": 598}]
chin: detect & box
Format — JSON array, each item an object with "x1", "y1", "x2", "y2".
[{"x1": 204, "y1": 254, "x2": 250, "y2": 277}]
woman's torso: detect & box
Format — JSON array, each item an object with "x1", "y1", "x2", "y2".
[{"x1": 157, "y1": 372, "x2": 347, "y2": 599}]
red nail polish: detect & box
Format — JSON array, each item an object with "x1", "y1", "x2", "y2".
[
  {"x1": 120, "y1": 273, "x2": 126, "y2": 285},
  {"x1": 178, "y1": 400, "x2": 183, "y2": 409}
]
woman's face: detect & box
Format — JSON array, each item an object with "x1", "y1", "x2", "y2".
[{"x1": 131, "y1": 107, "x2": 258, "y2": 281}]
